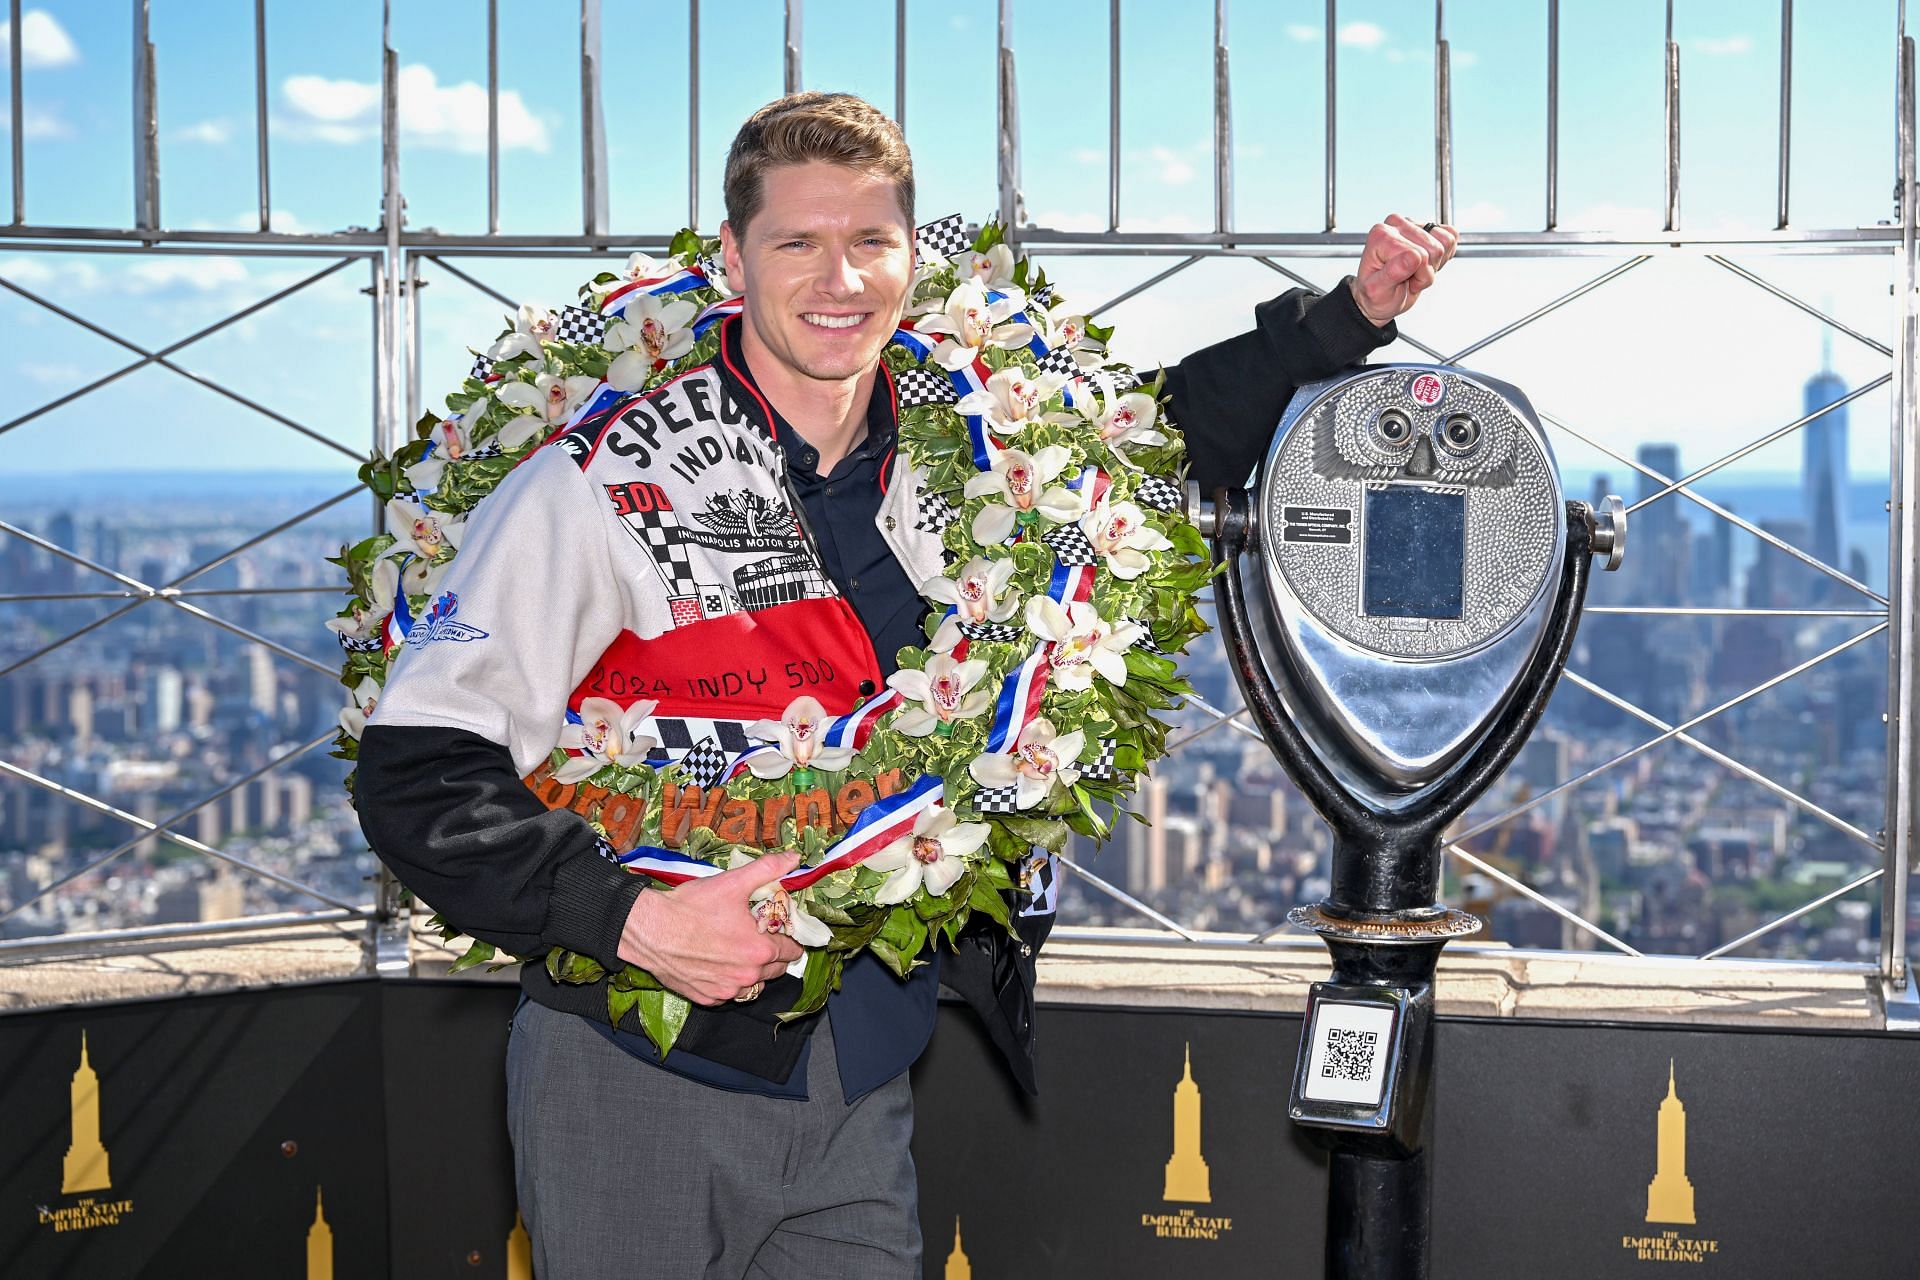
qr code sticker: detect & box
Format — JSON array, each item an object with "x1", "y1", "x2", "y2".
[{"x1": 1320, "y1": 1027, "x2": 1380, "y2": 1082}]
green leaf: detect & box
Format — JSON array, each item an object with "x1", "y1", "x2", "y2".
[
  {"x1": 635, "y1": 988, "x2": 693, "y2": 1057},
  {"x1": 448, "y1": 938, "x2": 497, "y2": 975}
]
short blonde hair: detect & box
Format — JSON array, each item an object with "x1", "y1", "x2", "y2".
[{"x1": 723, "y1": 92, "x2": 914, "y2": 232}]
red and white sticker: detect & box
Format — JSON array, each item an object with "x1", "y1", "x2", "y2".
[{"x1": 1409, "y1": 372, "x2": 1446, "y2": 407}]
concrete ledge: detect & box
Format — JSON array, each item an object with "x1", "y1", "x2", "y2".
[
  {"x1": 1034, "y1": 932, "x2": 1890, "y2": 1030},
  {"x1": 0, "y1": 922, "x2": 1894, "y2": 1031}
]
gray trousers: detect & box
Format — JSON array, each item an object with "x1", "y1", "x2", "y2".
[{"x1": 505, "y1": 997, "x2": 922, "y2": 1280}]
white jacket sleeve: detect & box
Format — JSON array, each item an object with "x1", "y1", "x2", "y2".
[{"x1": 371, "y1": 444, "x2": 625, "y2": 774}]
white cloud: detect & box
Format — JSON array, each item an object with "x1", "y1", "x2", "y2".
[
  {"x1": 1338, "y1": 21, "x2": 1386, "y2": 51},
  {"x1": 278, "y1": 64, "x2": 548, "y2": 154},
  {"x1": 0, "y1": 9, "x2": 79, "y2": 69},
  {"x1": 1285, "y1": 24, "x2": 1320, "y2": 42},
  {"x1": 125, "y1": 258, "x2": 251, "y2": 294},
  {"x1": 168, "y1": 118, "x2": 234, "y2": 146},
  {"x1": 1453, "y1": 49, "x2": 1479, "y2": 68},
  {"x1": 1453, "y1": 199, "x2": 1508, "y2": 229},
  {"x1": 1688, "y1": 34, "x2": 1753, "y2": 56},
  {"x1": 1069, "y1": 146, "x2": 1103, "y2": 167},
  {"x1": 0, "y1": 104, "x2": 70, "y2": 139},
  {"x1": 0, "y1": 255, "x2": 99, "y2": 291},
  {"x1": 1145, "y1": 145, "x2": 1194, "y2": 187}
]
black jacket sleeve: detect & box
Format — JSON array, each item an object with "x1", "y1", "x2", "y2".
[
  {"x1": 1165, "y1": 278, "x2": 1397, "y2": 494},
  {"x1": 355, "y1": 723, "x2": 644, "y2": 969}
]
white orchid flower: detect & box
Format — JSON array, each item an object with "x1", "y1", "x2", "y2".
[
  {"x1": 337, "y1": 676, "x2": 382, "y2": 739},
  {"x1": 956, "y1": 365, "x2": 1069, "y2": 437},
  {"x1": 403, "y1": 416, "x2": 473, "y2": 492},
  {"x1": 1025, "y1": 597, "x2": 1142, "y2": 692},
  {"x1": 968, "y1": 717, "x2": 1086, "y2": 810},
  {"x1": 922, "y1": 556, "x2": 1020, "y2": 624},
  {"x1": 927, "y1": 614, "x2": 966, "y2": 655},
  {"x1": 952, "y1": 242, "x2": 1018, "y2": 291},
  {"x1": 1078, "y1": 496, "x2": 1174, "y2": 581},
  {"x1": 744, "y1": 695, "x2": 856, "y2": 780},
  {"x1": 326, "y1": 557, "x2": 402, "y2": 644},
  {"x1": 400, "y1": 555, "x2": 452, "y2": 600},
  {"x1": 496, "y1": 372, "x2": 600, "y2": 425},
  {"x1": 887, "y1": 653, "x2": 992, "y2": 736},
  {"x1": 493, "y1": 413, "x2": 548, "y2": 451},
  {"x1": 866, "y1": 806, "x2": 988, "y2": 904},
  {"x1": 384, "y1": 497, "x2": 464, "y2": 560},
  {"x1": 914, "y1": 280, "x2": 1033, "y2": 371},
  {"x1": 1039, "y1": 302, "x2": 1104, "y2": 366},
  {"x1": 604, "y1": 294, "x2": 698, "y2": 391},
  {"x1": 553, "y1": 697, "x2": 659, "y2": 784},
  {"x1": 1078, "y1": 389, "x2": 1168, "y2": 468},
  {"x1": 486, "y1": 303, "x2": 559, "y2": 364},
  {"x1": 962, "y1": 445, "x2": 1085, "y2": 544},
  {"x1": 747, "y1": 883, "x2": 834, "y2": 948}
]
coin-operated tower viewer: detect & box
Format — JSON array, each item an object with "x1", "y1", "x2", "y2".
[{"x1": 1193, "y1": 364, "x2": 1626, "y2": 1280}]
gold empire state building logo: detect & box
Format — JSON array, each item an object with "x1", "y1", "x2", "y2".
[
  {"x1": 307, "y1": 1187, "x2": 334, "y2": 1279},
  {"x1": 1163, "y1": 1043, "x2": 1211, "y2": 1203},
  {"x1": 1646, "y1": 1060, "x2": 1696, "y2": 1225},
  {"x1": 945, "y1": 1217, "x2": 971, "y2": 1279},
  {"x1": 62, "y1": 1031, "x2": 111, "y2": 1194}
]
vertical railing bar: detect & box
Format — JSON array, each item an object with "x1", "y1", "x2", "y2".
[
  {"x1": 1435, "y1": 0, "x2": 1452, "y2": 226},
  {"x1": 1882, "y1": 21, "x2": 1918, "y2": 988},
  {"x1": 487, "y1": 0, "x2": 499, "y2": 235},
  {"x1": 894, "y1": 0, "x2": 907, "y2": 126},
  {"x1": 580, "y1": 0, "x2": 607, "y2": 240},
  {"x1": 1777, "y1": 0, "x2": 1793, "y2": 229},
  {"x1": 132, "y1": 0, "x2": 159, "y2": 236},
  {"x1": 379, "y1": 3, "x2": 403, "y2": 455},
  {"x1": 405, "y1": 254, "x2": 422, "y2": 428},
  {"x1": 8, "y1": 0, "x2": 21, "y2": 223},
  {"x1": 253, "y1": 0, "x2": 270, "y2": 232},
  {"x1": 784, "y1": 0, "x2": 802, "y2": 95},
  {"x1": 1213, "y1": 0, "x2": 1230, "y2": 236},
  {"x1": 1324, "y1": 0, "x2": 1336, "y2": 231},
  {"x1": 1664, "y1": 0, "x2": 1680, "y2": 232},
  {"x1": 1546, "y1": 0, "x2": 1558, "y2": 230},
  {"x1": 688, "y1": 0, "x2": 700, "y2": 232},
  {"x1": 1108, "y1": 0, "x2": 1120, "y2": 231},
  {"x1": 996, "y1": 0, "x2": 1020, "y2": 237}
]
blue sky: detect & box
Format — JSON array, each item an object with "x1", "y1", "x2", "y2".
[{"x1": 0, "y1": 0, "x2": 1902, "y2": 496}]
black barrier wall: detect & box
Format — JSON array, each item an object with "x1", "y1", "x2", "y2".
[{"x1": 2, "y1": 981, "x2": 1916, "y2": 1278}]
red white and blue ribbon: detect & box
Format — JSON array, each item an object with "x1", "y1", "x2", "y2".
[
  {"x1": 601, "y1": 265, "x2": 710, "y2": 316},
  {"x1": 616, "y1": 774, "x2": 946, "y2": 891},
  {"x1": 1046, "y1": 559, "x2": 1096, "y2": 607},
  {"x1": 382, "y1": 554, "x2": 415, "y2": 651},
  {"x1": 983, "y1": 648, "x2": 1050, "y2": 753},
  {"x1": 824, "y1": 688, "x2": 903, "y2": 751},
  {"x1": 692, "y1": 295, "x2": 746, "y2": 337}
]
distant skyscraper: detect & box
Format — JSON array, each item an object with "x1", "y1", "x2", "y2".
[
  {"x1": 1801, "y1": 333, "x2": 1849, "y2": 572},
  {"x1": 1635, "y1": 444, "x2": 1688, "y2": 603}
]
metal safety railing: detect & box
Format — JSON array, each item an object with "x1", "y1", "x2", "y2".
[{"x1": 0, "y1": 1, "x2": 1912, "y2": 996}]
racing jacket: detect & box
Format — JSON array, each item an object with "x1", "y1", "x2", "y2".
[{"x1": 355, "y1": 283, "x2": 1395, "y2": 1094}]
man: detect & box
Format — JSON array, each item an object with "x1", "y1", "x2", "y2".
[{"x1": 356, "y1": 91, "x2": 1455, "y2": 1278}]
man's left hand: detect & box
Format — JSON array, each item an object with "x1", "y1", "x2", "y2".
[{"x1": 1350, "y1": 214, "x2": 1459, "y2": 328}]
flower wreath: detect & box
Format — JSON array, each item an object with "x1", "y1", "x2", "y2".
[{"x1": 328, "y1": 216, "x2": 1212, "y2": 1054}]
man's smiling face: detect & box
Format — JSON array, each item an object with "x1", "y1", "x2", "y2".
[{"x1": 720, "y1": 160, "x2": 916, "y2": 386}]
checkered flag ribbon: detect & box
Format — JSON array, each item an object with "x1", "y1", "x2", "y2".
[
  {"x1": 1019, "y1": 851, "x2": 1058, "y2": 917},
  {"x1": 1134, "y1": 475, "x2": 1182, "y2": 513},
  {"x1": 1041, "y1": 522, "x2": 1099, "y2": 567},
  {"x1": 469, "y1": 352, "x2": 496, "y2": 381},
  {"x1": 553, "y1": 304, "x2": 608, "y2": 345},
  {"x1": 677, "y1": 739, "x2": 730, "y2": 788},
  {"x1": 894, "y1": 367, "x2": 959, "y2": 408},
  {"x1": 1080, "y1": 737, "x2": 1119, "y2": 782},
  {"x1": 335, "y1": 630, "x2": 384, "y2": 654},
  {"x1": 913, "y1": 485, "x2": 957, "y2": 534},
  {"x1": 1030, "y1": 283, "x2": 1055, "y2": 310},
  {"x1": 916, "y1": 213, "x2": 970, "y2": 262},
  {"x1": 974, "y1": 784, "x2": 1023, "y2": 814},
  {"x1": 1125, "y1": 618, "x2": 1165, "y2": 655},
  {"x1": 957, "y1": 618, "x2": 1025, "y2": 644},
  {"x1": 1035, "y1": 346, "x2": 1082, "y2": 378}
]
